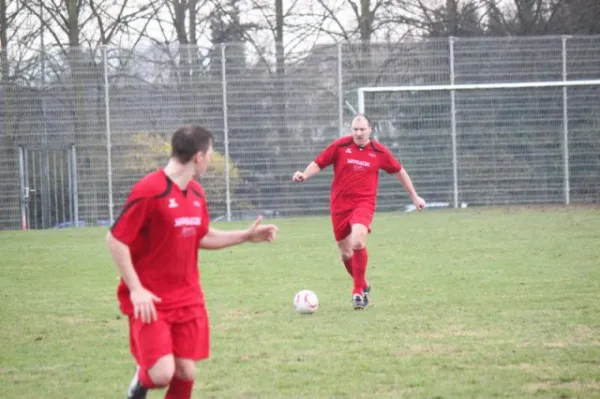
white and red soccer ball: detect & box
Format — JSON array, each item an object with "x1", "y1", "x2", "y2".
[{"x1": 293, "y1": 290, "x2": 319, "y2": 314}]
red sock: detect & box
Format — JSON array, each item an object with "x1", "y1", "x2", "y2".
[
  {"x1": 342, "y1": 257, "x2": 353, "y2": 277},
  {"x1": 165, "y1": 376, "x2": 194, "y2": 399},
  {"x1": 352, "y1": 247, "x2": 368, "y2": 295},
  {"x1": 139, "y1": 367, "x2": 160, "y2": 389}
]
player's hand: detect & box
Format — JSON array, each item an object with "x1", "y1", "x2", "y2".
[
  {"x1": 292, "y1": 171, "x2": 306, "y2": 182},
  {"x1": 246, "y1": 215, "x2": 279, "y2": 243},
  {"x1": 411, "y1": 195, "x2": 426, "y2": 212},
  {"x1": 130, "y1": 286, "x2": 161, "y2": 323}
]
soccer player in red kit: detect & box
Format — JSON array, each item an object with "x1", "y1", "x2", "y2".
[
  {"x1": 107, "y1": 125, "x2": 278, "y2": 399},
  {"x1": 292, "y1": 114, "x2": 425, "y2": 310}
]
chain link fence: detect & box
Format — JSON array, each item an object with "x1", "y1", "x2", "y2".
[{"x1": 1, "y1": 36, "x2": 599, "y2": 230}]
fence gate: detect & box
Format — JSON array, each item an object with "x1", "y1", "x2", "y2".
[{"x1": 18, "y1": 145, "x2": 78, "y2": 230}]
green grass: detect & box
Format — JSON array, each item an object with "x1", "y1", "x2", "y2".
[{"x1": 1, "y1": 207, "x2": 600, "y2": 398}]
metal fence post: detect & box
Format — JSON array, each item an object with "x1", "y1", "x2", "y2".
[
  {"x1": 103, "y1": 45, "x2": 114, "y2": 223},
  {"x1": 561, "y1": 35, "x2": 571, "y2": 205},
  {"x1": 40, "y1": 5, "x2": 50, "y2": 229},
  {"x1": 71, "y1": 144, "x2": 79, "y2": 226},
  {"x1": 357, "y1": 88, "x2": 365, "y2": 114},
  {"x1": 221, "y1": 43, "x2": 232, "y2": 222},
  {"x1": 449, "y1": 36, "x2": 459, "y2": 209},
  {"x1": 18, "y1": 146, "x2": 27, "y2": 231},
  {"x1": 67, "y1": 147, "x2": 73, "y2": 224}
]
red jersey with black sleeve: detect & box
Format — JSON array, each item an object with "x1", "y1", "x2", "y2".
[
  {"x1": 110, "y1": 169, "x2": 210, "y2": 315},
  {"x1": 314, "y1": 136, "x2": 402, "y2": 215}
]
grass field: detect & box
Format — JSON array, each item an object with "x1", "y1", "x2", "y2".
[{"x1": 1, "y1": 207, "x2": 600, "y2": 398}]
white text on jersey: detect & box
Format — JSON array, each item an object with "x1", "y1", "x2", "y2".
[
  {"x1": 174, "y1": 217, "x2": 202, "y2": 227},
  {"x1": 347, "y1": 159, "x2": 371, "y2": 167}
]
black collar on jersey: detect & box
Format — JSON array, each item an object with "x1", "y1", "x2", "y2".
[
  {"x1": 155, "y1": 176, "x2": 172, "y2": 199},
  {"x1": 337, "y1": 137, "x2": 384, "y2": 153},
  {"x1": 368, "y1": 140, "x2": 385, "y2": 153},
  {"x1": 161, "y1": 173, "x2": 204, "y2": 199}
]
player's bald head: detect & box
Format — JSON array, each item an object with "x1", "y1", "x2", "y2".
[
  {"x1": 352, "y1": 113, "x2": 372, "y2": 128},
  {"x1": 171, "y1": 124, "x2": 214, "y2": 164}
]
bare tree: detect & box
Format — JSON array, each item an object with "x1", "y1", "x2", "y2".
[
  {"x1": 21, "y1": 0, "x2": 92, "y2": 224},
  {"x1": 1, "y1": 1, "x2": 37, "y2": 98},
  {"x1": 294, "y1": 0, "x2": 418, "y2": 86},
  {"x1": 15, "y1": 0, "x2": 153, "y2": 224},
  {"x1": 88, "y1": 0, "x2": 157, "y2": 47},
  {"x1": 1, "y1": 0, "x2": 14, "y2": 147},
  {"x1": 410, "y1": 0, "x2": 600, "y2": 37},
  {"x1": 1, "y1": 0, "x2": 44, "y2": 139},
  {"x1": 552, "y1": 0, "x2": 600, "y2": 34},
  {"x1": 0, "y1": 0, "x2": 12, "y2": 144},
  {"x1": 484, "y1": 0, "x2": 600, "y2": 35},
  {"x1": 0, "y1": 0, "x2": 9, "y2": 83},
  {"x1": 274, "y1": 0, "x2": 285, "y2": 137},
  {"x1": 407, "y1": 0, "x2": 488, "y2": 36},
  {"x1": 165, "y1": 0, "x2": 213, "y2": 123},
  {"x1": 304, "y1": 0, "x2": 415, "y2": 43},
  {"x1": 0, "y1": 0, "x2": 48, "y2": 228}
]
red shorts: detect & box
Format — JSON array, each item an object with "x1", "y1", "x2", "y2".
[
  {"x1": 331, "y1": 207, "x2": 374, "y2": 241},
  {"x1": 128, "y1": 305, "x2": 210, "y2": 370}
]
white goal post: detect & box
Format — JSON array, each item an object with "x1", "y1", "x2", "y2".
[{"x1": 357, "y1": 78, "x2": 600, "y2": 208}]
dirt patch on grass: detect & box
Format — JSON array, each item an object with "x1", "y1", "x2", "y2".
[
  {"x1": 495, "y1": 363, "x2": 539, "y2": 371},
  {"x1": 543, "y1": 340, "x2": 600, "y2": 349},
  {"x1": 415, "y1": 326, "x2": 495, "y2": 339},
  {"x1": 520, "y1": 325, "x2": 600, "y2": 349},
  {"x1": 392, "y1": 343, "x2": 463, "y2": 356},
  {"x1": 220, "y1": 308, "x2": 267, "y2": 320},
  {"x1": 574, "y1": 324, "x2": 597, "y2": 340},
  {"x1": 524, "y1": 380, "x2": 600, "y2": 394},
  {"x1": 45, "y1": 315, "x2": 96, "y2": 326}
]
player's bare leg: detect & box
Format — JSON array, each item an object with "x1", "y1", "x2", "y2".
[
  {"x1": 350, "y1": 223, "x2": 370, "y2": 309},
  {"x1": 337, "y1": 238, "x2": 354, "y2": 277},
  {"x1": 338, "y1": 235, "x2": 367, "y2": 308},
  {"x1": 164, "y1": 358, "x2": 196, "y2": 399},
  {"x1": 128, "y1": 355, "x2": 175, "y2": 399}
]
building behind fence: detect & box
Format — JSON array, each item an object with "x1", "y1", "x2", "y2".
[{"x1": 1, "y1": 36, "x2": 599, "y2": 230}]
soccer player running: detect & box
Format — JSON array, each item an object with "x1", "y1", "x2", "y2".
[
  {"x1": 107, "y1": 125, "x2": 278, "y2": 399},
  {"x1": 292, "y1": 114, "x2": 425, "y2": 310}
]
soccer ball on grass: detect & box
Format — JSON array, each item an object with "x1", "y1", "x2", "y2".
[{"x1": 293, "y1": 290, "x2": 319, "y2": 314}]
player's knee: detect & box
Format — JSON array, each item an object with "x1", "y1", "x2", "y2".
[
  {"x1": 350, "y1": 225, "x2": 368, "y2": 250},
  {"x1": 174, "y1": 359, "x2": 196, "y2": 381},
  {"x1": 340, "y1": 249, "x2": 353, "y2": 261},
  {"x1": 350, "y1": 231, "x2": 367, "y2": 250},
  {"x1": 152, "y1": 368, "x2": 175, "y2": 386},
  {"x1": 148, "y1": 357, "x2": 176, "y2": 386},
  {"x1": 351, "y1": 237, "x2": 366, "y2": 250},
  {"x1": 337, "y1": 240, "x2": 353, "y2": 260}
]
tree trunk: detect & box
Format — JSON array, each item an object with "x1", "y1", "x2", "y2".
[
  {"x1": 1, "y1": 0, "x2": 12, "y2": 143},
  {"x1": 67, "y1": 0, "x2": 99, "y2": 224},
  {"x1": 0, "y1": 0, "x2": 19, "y2": 229},
  {"x1": 275, "y1": 0, "x2": 286, "y2": 138},
  {"x1": 359, "y1": 0, "x2": 373, "y2": 87},
  {"x1": 447, "y1": 0, "x2": 458, "y2": 35}
]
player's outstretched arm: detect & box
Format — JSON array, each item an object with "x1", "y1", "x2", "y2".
[
  {"x1": 395, "y1": 169, "x2": 426, "y2": 211},
  {"x1": 106, "y1": 232, "x2": 162, "y2": 323},
  {"x1": 199, "y1": 215, "x2": 278, "y2": 250},
  {"x1": 292, "y1": 161, "x2": 321, "y2": 182}
]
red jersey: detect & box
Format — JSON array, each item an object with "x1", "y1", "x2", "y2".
[
  {"x1": 314, "y1": 136, "x2": 402, "y2": 214},
  {"x1": 111, "y1": 169, "x2": 210, "y2": 315}
]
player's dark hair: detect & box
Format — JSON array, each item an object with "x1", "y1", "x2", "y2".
[{"x1": 171, "y1": 124, "x2": 214, "y2": 163}]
